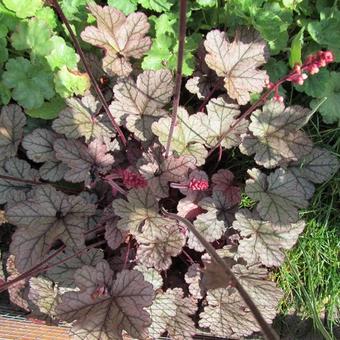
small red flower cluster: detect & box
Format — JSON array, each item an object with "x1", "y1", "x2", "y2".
[
  {"x1": 188, "y1": 178, "x2": 209, "y2": 191},
  {"x1": 119, "y1": 169, "x2": 147, "y2": 189},
  {"x1": 266, "y1": 50, "x2": 334, "y2": 102}
]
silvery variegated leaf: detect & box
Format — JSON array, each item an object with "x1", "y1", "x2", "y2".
[
  {"x1": 232, "y1": 209, "x2": 305, "y2": 266},
  {"x1": 204, "y1": 28, "x2": 269, "y2": 104},
  {"x1": 81, "y1": 3, "x2": 151, "y2": 77},
  {"x1": 56, "y1": 261, "x2": 154, "y2": 340},
  {"x1": 245, "y1": 168, "x2": 308, "y2": 224}
]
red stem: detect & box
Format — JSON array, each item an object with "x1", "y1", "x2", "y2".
[
  {"x1": 198, "y1": 78, "x2": 224, "y2": 112},
  {"x1": 49, "y1": 0, "x2": 127, "y2": 145},
  {"x1": 207, "y1": 74, "x2": 291, "y2": 157},
  {"x1": 165, "y1": 0, "x2": 187, "y2": 158}
]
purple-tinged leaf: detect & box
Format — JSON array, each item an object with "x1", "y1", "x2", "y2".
[
  {"x1": 0, "y1": 104, "x2": 26, "y2": 161},
  {"x1": 246, "y1": 168, "x2": 308, "y2": 224},
  {"x1": 0, "y1": 158, "x2": 38, "y2": 204},
  {"x1": 232, "y1": 209, "x2": 305, "y2": 266},
  {"x1": 204, "y1": 28, "x2": 269, "y2": 104},
  {"x1": 56, "y1": 261, "x2": 154, "y2": 339},
  {"x1": 81, "y1": 4, "x2": 151, "y2": 77},
  {"x1": 109, "y1": 69, "x2": 173, "y2": 141},
  {"x1": 52, "y1": 95, "x2": 115, "y2": 142},
  {"x1": 6, "y1": 185, "x2": 95, "y2": 272}
]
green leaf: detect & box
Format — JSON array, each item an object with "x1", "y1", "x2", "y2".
[
  {"x1": 108, "y1": 0, "x2": 138, "y2": 14},
  {"x1": 2, "y1": 0, "x2": 43, "y2": 18},
  {"x1": 11, "y1": 18, "x2": 53, "y2": 57},
  {"x1": 295, "y1": 68, "x2": 331, "y2": 98},
  {"x1": 0, "y1": 37, "x2": 8, "y2": 66},
  {"x1": 46, "y1": 36, "x2": 79, "y2": 71},
  {"x1": 54, "y1": 66, "x2": 90, "y2": 98},
  {"x1": 289, "y1": 27, "x2": 304, "y2": 67},
  {"x1": 0, "y1": 82, "x2": 11, "y2": 105},
  {"x1": 197, "y1": 0, "x2": 215, "y2": 7},
  {"x1": 2, "y1": 57, "x2": 55, "y2": 109},
  {"x1": 137, "y1": 0, "x2": 174, "y2": 13},
  {"x1": 35, "y1": 7, "x2": 58, "y2": 30},
  {"x1": 60, "y1": 0, "x2": 89, "y2": 21},
  {"x1": 310, "y1": 72, "x2": 340, "y2": 124},
  {"x1": 26, "y1": 96, "x2": 66, "y2": 120},
  {"x1": 307, "y1": 12, "x2": 340, "y2": 58}
]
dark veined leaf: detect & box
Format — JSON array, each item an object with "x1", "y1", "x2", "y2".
[
  {"x1": 232, "y1": 209, "x2": 305, "y2": 266},
  {"x1": 0, "y1": 158, "x2": 38, "y2": 204},
  {"x1": 245, "y1": 168, "x2": 308, "y2": 224},
  {"x1": 52, "y1": 95, "x2": 115, "y2": 142},
  {"x1": 46, "y1": 249, "x2": 104, "y2": 288},
  {"x1": 81, "y1": 3, "x2": 151, "y2": 77},
  {"x1": 6, "y1": 185, "x2": 95, "y2": 272},
  {"x1": 134, "y1": 265, "x2": 163, "y2": 290},
  {"x1": 56, "y1": 260, "x2": 154, "y2": 339},
  {"x1": 54, "y1": 138, "x2": 114, "y2": 184},
  {"x1": 109, "y1": 69, "x2": 173, "y2": 141},
  {"x1": 0, "y1": 104, "x2": 26, "y2": 161},
  {"x1": 136, "y1": 223, "x2": 186, "y2": 271},
  {"x1": 204, "y1": 28, "x2": 269, "y2": 104},
  {"x1": 148, "y1": 288, "x2": 197, "y2": 339},
  {"x1": 240, "y1": 100, "x2": 313, "y2": 168}
]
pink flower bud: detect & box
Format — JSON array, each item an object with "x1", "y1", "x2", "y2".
[
  {"x1": 323, "y1": 50, "x2": 334, "y2": 63},
  {"x1": 119, "y1": 169, "x2": 147, "y2": 189},
  {"x1": 188, "y1": 178, "x2": 209, "y2": 191}
]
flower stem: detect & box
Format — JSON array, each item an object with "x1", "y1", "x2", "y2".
[
  {"x1": 163, "y1": 210, "x2": 280, "y2": 340},
  {"x1": 49, "y1": 0, "x2": 126, "y2": 145},
  {"x1": 165, "y1": 0, "x2": 187, "y2": 158}
]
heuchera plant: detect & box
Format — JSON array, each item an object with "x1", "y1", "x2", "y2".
[{"x1": 0, "y1": 2, "x2": 339, "y2": 340}]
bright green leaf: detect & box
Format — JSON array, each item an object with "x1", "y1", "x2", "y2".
[
  {"x1": 54, "y1": 66, "x2": 90, "y2": 98},
  {"x1": 11, "y1": 18, "x2": 53, "y2": 57},
  {"x1": 35, "y1": 7, "x2": 58, "y2": 30},
  {"x1": 2, "y1": 57, "x2": 55, "y2": 109},
  {"x1": 2, "y1": 0, "x2": 43, "y2": 18},
  {"x1": 108, "y1": 0, "x2": 138, "y2": 14},
  {"x1": 289, "y1": 27, "x2": 304, "y2": 67},
  {"x1": 137, "y1": 0, "x2": 174, "y2": 13},
  {"x1": 46, "y1": 36, "x2": 79, "y2": 71}
]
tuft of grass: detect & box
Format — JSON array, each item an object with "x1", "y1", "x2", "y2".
[{"x1": 275, "y1": 116, "x2": 340, "y2": 339}]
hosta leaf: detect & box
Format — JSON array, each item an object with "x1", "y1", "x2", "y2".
[
  {"x1": 28, "y1": 277, "x2": 59, "y2": 317},
  {"x1": 152, "y1": 107, "x2": 208, "y2": 166},
  {"x1": 196, "y1": 97, "x2": 248, "y2": 148},
  {"x1": 148, "y1": 288, "x2": 197, "y2": 339},
  {"x1": 54, "y1": 138, "x2": 114, "y2": 183},
  {"x1": 0, "y1": 158, "x2": 38, "y2": 204},
  {"x1": 138, "y1": 150, "x2": 195, "y2": 198},
  {"x1": 0, "y1": 104, "x2": 26, "y2": 161},
  {"x1": 56, "y1": 261, "x2": 154, "y2": 339},
  {"x1": 240, "y1": 101, "x2": 313, "y2": 168},
  {"x1": 134, "y1": 265, "x2": 163, "y2": 290},
  {"x1": 22, "y1": 128, "x2": 59, "y2": 163},
  {"x1": 245, "y1": 168, "x2": 308, "y2": 224},
  {"x1": 204, "y1": 28, "x2": 269, "y2": 104},
  {"x1": 136, "y1": 223, "x2": 186, "y2": 271},
  {"x1": 188, "y1": 207, "x2": 225, "y2": 252},
  {"x1": 52, "y1": 95, "x2": 115, "y2": 141},
  {"x1": 109, "y1": 69, "x2": 173, "y2": 141},
  {"x1": 46, "y1": 249, "x2": 104, "y2": 288},
  {"x1": 112, "y1": 187, "x2": 164, "y2": 235},
  {"x1": 6, "y1": 185, "x2": 95, "y2": 272},
  {"x1": 232, "y1": 209, "x2": 305, "y2": 266},
  {"x1": 211, "y1": 169, "x2": 241, "y2": 206},
  {"x1": 81, "y1": 3, "x2": 151, "y2": 77}
]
